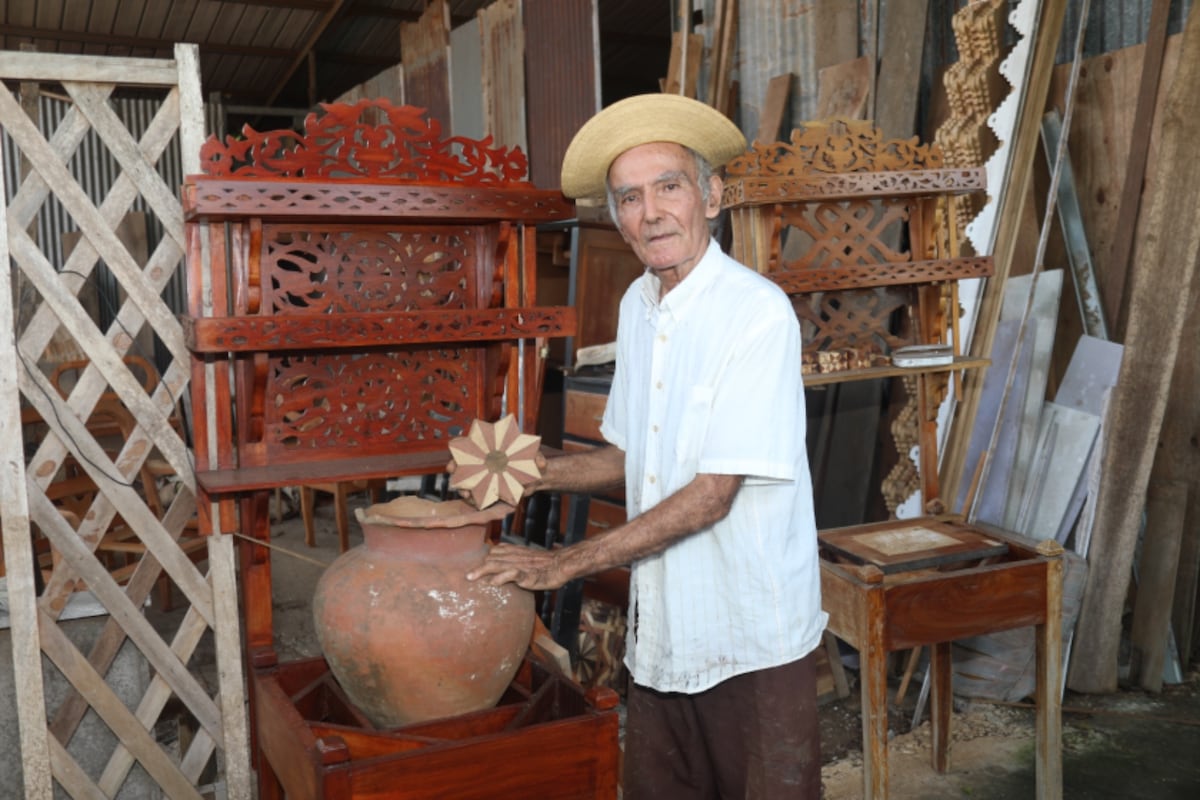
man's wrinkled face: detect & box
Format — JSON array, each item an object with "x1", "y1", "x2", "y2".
[{"x1": 607, "y1": 142, "x2": 721, "y2": 282}]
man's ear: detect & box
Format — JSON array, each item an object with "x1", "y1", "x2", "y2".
[{"x1": 704, "y1": 174, "x2": 723, "y2": 219}]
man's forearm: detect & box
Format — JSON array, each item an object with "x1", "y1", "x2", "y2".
[
  {"x1": 534, "y1": 444, "x2": 626, "y2": 494},
  {"x1": 554, "y1": 472, "x2": 742, "y2": 582}
]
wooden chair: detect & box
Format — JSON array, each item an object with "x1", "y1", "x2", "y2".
[{"x1": 298, "y1": 478, "x2": 386, "y2": 553}]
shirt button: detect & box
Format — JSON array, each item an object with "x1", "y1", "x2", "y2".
[
  {"x1": 652, "y1": 424, "x2": 659, "y2": 433},
  {"x1": 658, "y1": 334, "x2": 668, "y2": 343},
  {"x1": 656, "y1": 381, "x2": 664, "y2": 389},
  {"x1": 648, "y1": 475, "x2": 657, "y2": 484}
]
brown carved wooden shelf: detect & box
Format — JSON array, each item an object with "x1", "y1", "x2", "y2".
[{"x1": 724, "y1": 118, "x2": 1061, "y2": 800}]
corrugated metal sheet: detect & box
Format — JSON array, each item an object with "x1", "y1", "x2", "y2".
[{"x1": 524, "y1": 0, "x2": 599, "y2": 189}]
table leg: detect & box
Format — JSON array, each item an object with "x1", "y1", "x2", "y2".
[
  {"x1": 929, "y1": 641, "x2": 952, "y2": 773},
  {"x1": 861, "y1": 584, "x2": 889, "y2": 800}
]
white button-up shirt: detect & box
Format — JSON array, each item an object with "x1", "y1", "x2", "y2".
[{"x1": 600, "y1": 239, "x2": 827, "y2": 693}]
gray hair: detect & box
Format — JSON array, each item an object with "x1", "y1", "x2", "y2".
[{"x1": 605, "y1": 146, "x2": 715, "y2": 224}]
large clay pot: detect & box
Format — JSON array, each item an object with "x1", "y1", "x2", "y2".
[{"x1": 312, "y1": 495, "x2": 534, "y2": 728}]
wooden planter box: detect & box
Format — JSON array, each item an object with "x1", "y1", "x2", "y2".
[{"x1": 252, "y1": 651, "x2": 621, "y2": 799}]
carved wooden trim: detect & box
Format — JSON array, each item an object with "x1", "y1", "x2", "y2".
[
  {"x1": 722, "y1": 168, "x2": 985, "y2": 207},
  {"x1": 199, "y1": 99, "x2": 530, "y2": 183},
  {"x1": 769, "y1": 256, "x2": 993, "y2": 293},
  {"x1": 184, "y1": 307, "x2": 576, "y2": 353},
  {"x1": 725, "y1": 117, "x2": 945, "y2": 178},
  {"x1": 183, "y1": 180, "x2": 572, "y2": 222}
]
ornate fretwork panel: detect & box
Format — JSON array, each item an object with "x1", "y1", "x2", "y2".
[
  {"x1": 725, "y1": 117, "x2": 944, "y2": 178},
  {"x1": 261, "y1": 226, "x2": 484, "y2": 314},
  {"x1": 793, "y1": 287, "x2": 912, "y2": 358},
  {"x1": 266, "y1": 350, "x2": 484, "y2": 456},
  {"x1": 780, "y1": 199, "x2": 912, "y2": 269}
]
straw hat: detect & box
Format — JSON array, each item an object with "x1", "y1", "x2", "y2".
[{"x1": 560, "y1": 94, "x2": 747, "y2": 200}]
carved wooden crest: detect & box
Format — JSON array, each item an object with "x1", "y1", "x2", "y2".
[
  {"x1": 199, "y1": 99, "x2": 531, "y2": 184},
  {"x1": 726, "y1": 117, "x2": 945, "y2": 177}
]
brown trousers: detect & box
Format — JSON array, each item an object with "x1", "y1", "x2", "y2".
[{"x1": 623, "y1": 650, "x2": 822, "y2": 799}]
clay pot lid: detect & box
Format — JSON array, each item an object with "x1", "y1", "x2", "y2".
[{"x1": 355, "y1": 496, "x2": 514, "y2": 529}]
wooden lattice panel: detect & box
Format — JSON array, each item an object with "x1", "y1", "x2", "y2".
[{"x1": 0, "y1": 46, "x2": 250, "y2": 799}]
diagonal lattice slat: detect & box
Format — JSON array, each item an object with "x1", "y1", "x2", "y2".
[{"x1": 0, "y1": 45, "x2": 249, "y2": 799}]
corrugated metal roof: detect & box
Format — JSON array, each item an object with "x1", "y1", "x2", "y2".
[{"x1": 1, "y1": 0, "x2": 670, "y2": 129}]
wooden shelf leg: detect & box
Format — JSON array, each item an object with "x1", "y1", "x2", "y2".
[
  {"x1": 929, "y1": 641, "x2": 953, "y2": 773},
  {"x1": 1036, "y1": 546, "x2": 1065, "y2": 800}
]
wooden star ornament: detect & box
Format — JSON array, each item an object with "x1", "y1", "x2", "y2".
[{"x1": 447, "y1": 414, "x2": 542, "y2": 510}]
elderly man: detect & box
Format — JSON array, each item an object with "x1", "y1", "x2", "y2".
[{"x1": 467, "y1": 93, "x2": 826, "y2": 799}]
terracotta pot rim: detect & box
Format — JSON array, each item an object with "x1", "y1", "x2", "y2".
[{"x1": 355, "y1": 496, "x2": 514, "y2": 529}]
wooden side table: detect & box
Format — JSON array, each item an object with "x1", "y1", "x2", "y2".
[{"x1": 819, "y1": 518, "x2": 1064, "y2": 800}]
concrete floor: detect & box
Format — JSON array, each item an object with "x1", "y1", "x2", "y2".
[{"x1": 171, "y1": 490, "x2": 1200, "y2": 798}]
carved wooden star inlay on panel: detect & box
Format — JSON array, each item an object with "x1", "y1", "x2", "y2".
[{"x1": 448, "y1": 414, "x2": 542, "y2": 510}]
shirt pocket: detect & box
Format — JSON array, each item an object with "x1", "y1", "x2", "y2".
[{"x1": 674, "y1": 385, "x2": 715, "y2": 468}]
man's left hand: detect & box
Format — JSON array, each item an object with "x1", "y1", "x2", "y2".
[{"x1": 466, "y1": 543, "x2": 564, "y2": 590}]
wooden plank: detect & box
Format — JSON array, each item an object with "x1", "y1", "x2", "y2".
[
  {"x1": 815, "y1": 57, "x2": 871, "y2": 120},
  {"x1": 400, "y1": 0, "x2": 452, "y2": 128},
  {"x1": 1069, "y1": 3, "x2": 1200, "y2": 693},
  {"x1": 450, "y1": 18, "x2": 484, "y2": 139},
  {"x1": 208, "y1": 532, "x2": 252, "y2": 795},
  {"x1": 0, "y1": 142, "x2": 54, "y2": 800},
  {"x1": 1107, "y1": 0, "x2": 1172, "y2": 338},
  {"x1": 754, "y1": 73, "x2": 792, "y2": 143},
  {"x1": 663, "y1": 32, "x2": 704, "y2": 97},
  {"x1": 1169, "y1": 276, "x2": 1200, "y2": 667},
  {"x1": 873, "y1": 0, "x2": 928, "y2": 140},
  {"x1": 1045, "y1": 35, "x2": 1184, "y2": 346},
  {"x1": 812, "y1": 0, "x2": 860, "y2": 75},
  {"x1": 1130, "y1": 479, "x2": 1187, "y2": 690},
  {"x1": 479, "y1": 0, "x2": 527, "y2": 152},
  {"x1": 0, "y1": 51, "x2": 180, "y2": 85}
]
